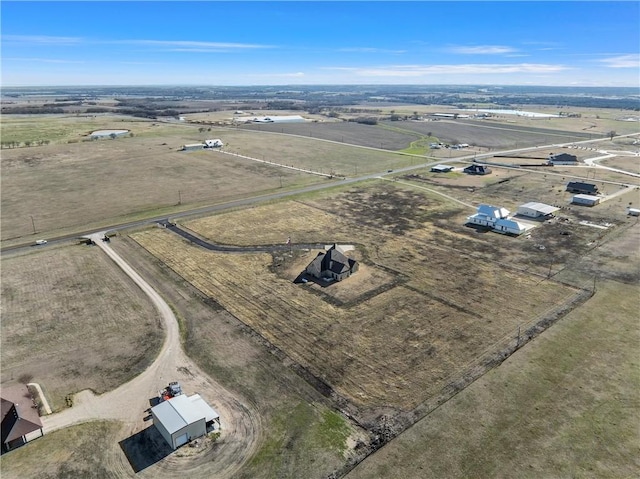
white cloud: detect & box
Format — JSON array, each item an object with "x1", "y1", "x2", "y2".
[
  {"x1": 448, "y1": 45, "x2": 518, "y2": 55},
  {"x1": 338, "y1": 47, "x2": 406, "y2": 54},
  {"x1": 325, "y1": 63, "x2": 569, "y2": 77},
  {"x1": 2, "y1": 35, "x2": 82, "y2": 45},
  {"x1": 248, "y1": 72, "x2": 305, "y2": 78},
  {"x1": 598, "y1": 54, "x2": 640, "y2": 68},
  {"x1": 126, "y1": 40, "x2": 274, "y2": 51},
  {"x1": 3, "y1": 57, "x2": 84, "y2": 64}
]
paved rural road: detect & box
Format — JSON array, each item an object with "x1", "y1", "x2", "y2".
[
  {"x1": 3, "y1": 132, "x2": 638, "y2": 256},
  {"x1": 41, "y1": 233, "x2": 261, "y2": 477}
]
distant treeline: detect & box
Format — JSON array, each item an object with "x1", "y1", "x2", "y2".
[{"x1": 1, "y1": 106, "x2": 65, "y2": 114}]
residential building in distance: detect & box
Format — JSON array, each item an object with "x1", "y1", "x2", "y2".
[
  {"x1": 463, "y1": 164, "x2": 492, "y2": 175},
  {"x1": 1, "y1": 385, "x2": 44, "y2": 452},
  {"x1": 547, "y1": 152, "x2": 579, "y2": 165},
  {"x1": 566, "y1": 181, "x2": 598, "y2": 195}
]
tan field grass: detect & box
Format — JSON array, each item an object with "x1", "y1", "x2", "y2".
[
  {"x1": 132, "y1": 185, "x2": 580, "y2": 414},
  {"x1": 0, "y1": 245, "x2": 163, "y2": 411},
  {"x1": 346, "y1": 279, "x2": 640, "y2": 479}
]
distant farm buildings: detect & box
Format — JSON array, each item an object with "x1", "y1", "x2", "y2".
[
  {"x1": 547, "y1": 152, "x2": 578, "y2": 165},
  {"x1": 566, "y1": 181, "x2": 598, "y2": 195},
  {"x1": 237, "y1": 115, "x2": 307, "y2": 124},
  {"x1": 517, "y1": 202, "x2": 560, "y2": 219},
  {"x1": 306, "y1": 244, "x2": 358, "y2": 282},
  {"x1": 431, "y1": 164, "x2": 454, "y2": 173},
  {"x1": 180, "y1": 139, "x2": 224, "y2": 151},
  {"x1": 466, "y1": 204, "x2": 529, "y2": 235},
  {"x1": 572, "y1": 194, "x2": 601, "y2": 207},
  {"x1": 464, "y1": 164, "x2": 492, "y2": 175},
  {"x1": 2, "y1": 385, "x2": 44, "y2": 452}
]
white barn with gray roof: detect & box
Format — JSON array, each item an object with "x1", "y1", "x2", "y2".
[{"x1": 151, "y1": 394, "x2": 220, "y2": 449}]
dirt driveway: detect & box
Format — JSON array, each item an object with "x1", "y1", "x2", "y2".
[{"x1": 41, "y1": 233, "x2": 261, "y2": 477}]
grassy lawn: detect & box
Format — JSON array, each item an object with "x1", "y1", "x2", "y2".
[
  {"x1": 347, "y1": 279, "x2": 640, "y2": 479},
  {"x1": 0, "y1": 421, "x2": 123, "y2": 479}
]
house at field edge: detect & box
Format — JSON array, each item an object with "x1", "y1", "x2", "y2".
[
  {"x1": 1, "y1": 385, "x2": 44, "y2": 452},
  {"x1": 306, "y1": 244, "x2": 359, "y2": 281},
  {"x1": 151, "y1": 393, "x2": 220, "y2": 450},
  {"x1": 547, "y1": 152, "x2": 578, "y2": 165},
  {"x1": 463, "y1": 164, "x2": 492, "y2": 175},
  {"x1": 566, "y1": 181, "x2": 598, "y2": 195}
]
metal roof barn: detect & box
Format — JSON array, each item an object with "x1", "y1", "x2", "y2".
[
  {"x1": 151, "y1": 394, "x2": 220, "y2": 449},
  {"x1": 517, "y1": 202, "x2": 560, "y2": 218},
  {"x1": 572, "y1": 194, "x2": 601, "y2": 207}
]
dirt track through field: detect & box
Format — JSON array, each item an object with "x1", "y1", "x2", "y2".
[{"x1": 41, "y1": 233, "x2": 261, "y2": 477}]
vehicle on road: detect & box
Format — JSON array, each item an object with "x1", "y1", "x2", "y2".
[{"x1": 35, "y1": 239, "x2": 47, "y2": 245}]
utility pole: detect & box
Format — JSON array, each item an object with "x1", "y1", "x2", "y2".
[
  {"x1": 30, "y1": 215, "x2": 36, "y2": 234},
  {"x1": 516, "y1": 325, "x2": 521, "y2": 348},
  {"x1": 178, "y1": 190, "x2": 182, "y2": 205}
]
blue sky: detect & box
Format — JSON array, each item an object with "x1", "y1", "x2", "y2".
[{"x1": 2, "y1": 1, "x2": 639, "y2": 87}]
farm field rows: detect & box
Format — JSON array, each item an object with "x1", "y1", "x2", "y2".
[
  {"x1": 0, "y1": 245, "x2": 163, "y2": 412},
  {"x1": 132, "y1": 183, "x2": 583, "y2": 422}
]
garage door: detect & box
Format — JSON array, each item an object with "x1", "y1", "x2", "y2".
[{"x1": 175, "y1": 433, "x2": 188, "y2": 448}]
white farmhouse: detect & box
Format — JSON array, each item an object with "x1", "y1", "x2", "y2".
[{"x1": 467, "y1": 204, "x2": 529, "y2": 235}]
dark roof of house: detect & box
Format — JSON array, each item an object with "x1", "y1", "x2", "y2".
[
  {"x1": 464, "y1": 164, "x2": 491, "y2": 174},
  {"x1": 550, "y1": 153, "x2": 578, "y2": 162},
  {"x1": 1, "y1": 385, "x2": 43, "y2": 444},
  {"x1": 567, "y1": 181, "x2": 598, "y2": 191},
  {"x1": 308, "y1": 245, "x2": 356, "y2": 276}
]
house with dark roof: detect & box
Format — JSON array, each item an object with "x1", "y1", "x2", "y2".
[
  {"x1": 463, "y1": 164, "x2": 492, "y2": 175},
  {"x1": 305, "y1": 244, "x2": 358, "y2": 281},
  {"x1": 566, "y1": 181, "x2": 598, "y2": 195},
  {"x1": 548, "y1": 152, "x2": 578, "y2": 165},
  {"x1": 1, "y1": 385, "x2": 43, "y2": 452}
]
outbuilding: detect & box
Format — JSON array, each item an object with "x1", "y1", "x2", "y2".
[
  {"x1": 204, "y1": 139, "x2": 223, "y2": 148},
  {"x1": 572, "y1": 194, "x2": 600, "y2": 206},
  {"x1": 517, "y1": 202, "x2": 560, "y2": 218},
  {"x1": 151, "y1": 394, "x2": 220, "y2": 450},
  {"x1": 181, "y1": 143, "x2": 204, "y2": 151},
  {"x1": 627, "y1": 207, "x2": 640, "y2": 216},
  {"x1": 431, "y1": 164, "x2": 453, "y2": 173}
]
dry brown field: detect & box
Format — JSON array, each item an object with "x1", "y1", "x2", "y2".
[
  {"x1": 347, "y1": 276, "x2": 640, "y2": 479},
  {"x1": 600, "y1": 155, "x2": 640, "y2": 175},
  {"x1": 0, "y1": 124, "x2": 324, "y2": 243},
  {"x1": 0, "y1": 244, "x2": 163, "y2": 411},
  {"x1": 131, "y1": 183, "x2": 583, "y2": 425}
]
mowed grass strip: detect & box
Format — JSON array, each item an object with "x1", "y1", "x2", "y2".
[
  {"x1": 0, "y1": 246, "x2": 163, "y2": 411},
  {"x1": 346, "y1": 279, "x2": 640, "y2": 479}
]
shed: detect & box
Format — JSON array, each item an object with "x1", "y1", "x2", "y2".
[
  {"x1": 1, "y1": 385, "x2": 43, "y2": 452},
  {"x1": 627, "y1": 207, "x2": 640, "y2": 216},
  {"x1": 181, "y1": 143, "x2": 204, "y2": 151},
  {"x1": 572, "y1": 194, "x2": 600, "y2": 206},
  {"x1": 151, "y1": 394, "x2": 220, "y2": 450},
  {"x1": 431, "y1": 164, "x2": 453, "y2": 173},
  {"x1": 517, "y1": 202, "x2": 560, "y2": 218},
  {"x1": 205, "y1": 139, "x2": 223, "y2": 148},
  {"x1": 566, "y1": 181, "x2": 598, "y2": 195}
]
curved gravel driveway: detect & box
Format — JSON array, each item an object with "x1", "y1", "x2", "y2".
[{"x1": 41, "y1": 233, "x2": 261, "y2": 477}]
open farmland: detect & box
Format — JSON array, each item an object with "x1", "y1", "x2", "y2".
[
  {"x1": 132, "y1": 183, "x2": 585, "y2": 427},
  {"x1": 0, "y1": 245, "x2": 163, "y2": 412},
  {"x1": 346, "y1": 278, "x2": 640, "y2": 479},
  {"x1": 238, "y1": 121, "x2": 419, "y2": 150},
  {"x1": 0, "y1": 123, "x2": 326, "y2": 243}
]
